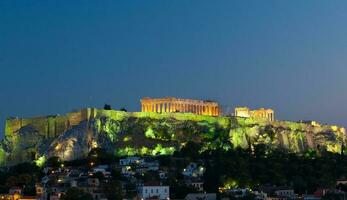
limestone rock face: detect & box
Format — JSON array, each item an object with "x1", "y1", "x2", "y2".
[
  {"x1": 44, "y1": 121, "x2": 93, "y2": 161},
  {"x1": 1, "y1": 109, "x2": 346, "y2": 166},
  {"x1": 1, "y1": 125, "x2": 45, "y2": 165}
]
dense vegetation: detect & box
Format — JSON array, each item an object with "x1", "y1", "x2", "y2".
[
  {"x1": 0, "y1": 162, "x2": 42, "y2": 195},
  {"x1": 172, "y1": 142, "x2": 347, "y2": 197}
]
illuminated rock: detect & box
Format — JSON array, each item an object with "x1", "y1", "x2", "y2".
[{"x1": 0, "y1": 108, "x2": 345, "y2": 166}]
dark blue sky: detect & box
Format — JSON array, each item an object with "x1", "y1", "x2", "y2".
[{"x1": 1, "y1": 1, "x2": 347, "y2": 135}]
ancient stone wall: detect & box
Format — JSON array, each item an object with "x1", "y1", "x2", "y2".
[{"x1": 4, "y1": 108, "x2": 98, "y2": 138}]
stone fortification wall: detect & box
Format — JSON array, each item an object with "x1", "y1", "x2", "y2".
[{"x1": 5, "y1": 108, "x2": 98, "y2": 138}]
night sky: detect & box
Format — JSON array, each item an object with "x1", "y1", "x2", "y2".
[{"x1": 1, "y1": 1, "x2": 347, "y2": 136}]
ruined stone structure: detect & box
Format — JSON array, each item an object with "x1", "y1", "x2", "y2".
[
  {"x1": 235, "y1": 107, "x2": 275, "y2": 121},
  {"x1": 141, "y1": 97, "x2": 220, "y2": 116},
  {"x1": 5, "y1": 108, "x2": 98, "y2": 139}
]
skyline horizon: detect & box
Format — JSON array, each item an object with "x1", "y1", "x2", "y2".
[{"x1": 3, "y1": 95, "x2": 343, "y2": 127}]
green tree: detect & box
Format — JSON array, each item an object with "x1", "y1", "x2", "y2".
[
  {"x1": 104, "y1": 104, "x2": 112, "y2": 110},
  {"x1": 322, "y1": 192, "x2": 344, "y2": 200},
  {"x1": 46, "y1": 156, "x2": 61, "y2": 168}
]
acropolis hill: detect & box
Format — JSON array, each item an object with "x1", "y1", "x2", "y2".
[{"x1": 0, "y1": 98, "x2": 346, "y2": 166}]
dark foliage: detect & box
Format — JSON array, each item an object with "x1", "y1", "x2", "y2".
[
  {"x1": 104, "y1": 104, "x2": 112, "y2": 110},
  {"x1": 61, "y1": 187, "x2": 93, "y2": 200}
]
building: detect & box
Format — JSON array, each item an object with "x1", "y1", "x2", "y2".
[
  {"x1": 185, "y1": 193, "x2": 216, "y2": 200},
  {"x1": 274, "y1": 187, "x2": 295, "y2": 198},
  {"x1": 137, "y1": 182, "x2": 169, "y2": 200},
  {"x1": 184, "y1": 178, "x2": 204, "y2": 192},
  {"x1": 302, "y1": 195, "x2": 321, "y2": 200},
  {"x1": 336, "y1": 178, "x2": 347, "y2": 186},
  {"x1": 119, "y1": 157, "x2": 144, "y2": 166},
  {"x1": 234, "y1": 107, "x2": 275, "y2": 121},
  {"x1": 141, "y1": 97, "x2": 220, "y2": 116},
  {"x1": 257, "y1": 185, "x2": 296, "y2": 200},
  {"x1": 224, "y1": 188, "x2": 251, "y2": 199}
]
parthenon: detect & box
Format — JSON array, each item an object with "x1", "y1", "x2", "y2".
[{"x1": 141, "y1": 97, "x2": 220, "y2": 116}]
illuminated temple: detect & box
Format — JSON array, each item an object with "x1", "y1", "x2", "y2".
[
  {"x1": 235, "y1": 106, "x2": 275, "y2": 121},
  {"x1": 141, "y1": 97, "x2": 220, "y2": 116}
]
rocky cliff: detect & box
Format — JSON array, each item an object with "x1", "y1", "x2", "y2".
[{"x1": 0, "y1": 108, "x2": 345, "y2": 166}]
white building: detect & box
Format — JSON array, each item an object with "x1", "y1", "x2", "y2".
[
  {"x1": 184, "y1": 178, "x2": 204, "y2": 192},
  {"x1": 253, "y1": 190, "x2": 267, "y2": 200},
  {"x1": 185, "y1": 193, "x2": 216, "y2": 200},
  {"x1": 303, "y1": 195, "x2": 321, "y2": 200},
  {"x1": 137, "y1": 183, "x2": 169, "y2": 200},
  {"x1": 225, "y1": 188, "x2": 250, "y2": 198},
  {"x1": 337, "y1": 179, "x2": 347, "y2": 186},
  {"x1": 90, "y1": 165, "x2": 111, "y2": 177},
  {"x1": 119, "y1": 157, "x2": 145, "y2": 166},
  {"x1": 145, "y1": 161, "x2": 159, "y2": 171},
  {"x1": 274, "y1": 188, "x2": 295, "y2": 198}
]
